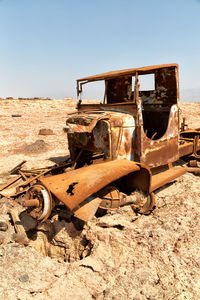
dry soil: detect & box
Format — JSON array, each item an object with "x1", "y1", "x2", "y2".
[{"x1": 0, "y1": 100, "x2": 200, "y2": 300}]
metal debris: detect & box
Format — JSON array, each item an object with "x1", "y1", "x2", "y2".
[
  {"x1": 2, "y1": 63, "x2": 200, "y2": 223},
  {"x1": 10, "y1": 210, "x2": 29, "y2": 244}
]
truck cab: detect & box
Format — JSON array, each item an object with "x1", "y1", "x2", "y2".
[{"x1": 66, "y1": 64, "x2": 180, "y2": 168}]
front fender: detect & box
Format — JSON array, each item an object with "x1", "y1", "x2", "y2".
[{"x1": 40, "y1": 159, "x2": 152, "y2": 221}]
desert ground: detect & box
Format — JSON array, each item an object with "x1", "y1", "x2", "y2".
[{"x1": 0, "y1": 99, "x2": 200, "y2": 300}]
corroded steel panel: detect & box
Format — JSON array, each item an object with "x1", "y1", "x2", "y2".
[
  {"x1": 137, "y1": 104, "x2": 179, "y2": 167},
  {"x1": 66, "y1": 111, "x2": 135, "y2": 161},
  {"x1": 39, "y1": 160, "x2": 147, "y2": 211},
  {"x1": 151, "y1": 167, "x2": 186, "y2": 192},
  {"x1": 77, "y1": 102, "x2": 137, "y2": 115}
]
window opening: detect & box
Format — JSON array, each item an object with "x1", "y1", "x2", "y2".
[
  {"x1": 137, "y1": 73, "x2": 155, "y2": 91},
  {"x1": 80, "y1": 80, "x2": 105, "y2": 102}
]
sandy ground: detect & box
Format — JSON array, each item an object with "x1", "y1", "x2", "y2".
[
  {"x1": 0, "y1": 99, "x2": 76, "y2": 177},
  {"x1": 0, "y1": 100, "x2": 200, "y2": 300},
  {"x1": 0, "y1": 100, "x2": 200, "y2": 177}
]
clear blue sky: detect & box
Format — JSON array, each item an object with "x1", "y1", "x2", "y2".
[{"x1": 0, "y1": 0, "x2": 200, "y2": 99}]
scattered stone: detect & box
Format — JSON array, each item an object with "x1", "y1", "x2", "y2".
[
  {"x1": 19, "y1": 211, "x2": 38, "y2": 232},
  {"x1": 19, "y1": 274, "x2": 29, "y2": 282},
  {"x1": 0, "y1": 237, "x2": 4, "y2": 245},
  {"x1": 38, "y1": 128, "x2": 54, "y2": 135},
  {"x1": 11, "y1": 114, "x2": 22, "y2": 117},
  {"x1": 0, "y1": 221, "x2": 8, "y2": 231}
]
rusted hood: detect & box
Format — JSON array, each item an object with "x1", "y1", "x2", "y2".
[
  {"x1": 65, "y1": 110, "x2": 135, "y2": 133},
  {"x1": 39, "y1": 160, "x2": 148, "y2": 211}
]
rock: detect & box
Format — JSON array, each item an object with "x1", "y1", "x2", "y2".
[
  {"x1": 38, "y1": 128, "x2": 54, "y2": 135},
  {"x1": 0, "y1": 221, "x2": 8, "y2": 231},
  {"x1": 19, "y1": 274, "x2": 29, "y2": 282},
  {"x1": 11, "y1": 114, "x2": 22, "y2": 117},
  {"x1": 19, "y1": 211, "x2": 38, "y2": 232}
]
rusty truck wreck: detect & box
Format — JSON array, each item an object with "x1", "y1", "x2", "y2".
[{"x1": 25, "y1": 64, "x2": 200, "y2": 222}]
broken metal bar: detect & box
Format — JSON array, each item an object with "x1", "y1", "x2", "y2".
[
  {"x1": 0, "y1": 175, "x2": 21, "y2": 192},
  {"x1": 9, "y1": 160, "x2": 26, "y2": 175},
  {"x1": 184, "y1": 167, "x2": 200, "y2": 174},
  {"x1": 18, "y1": 170, "x2": 28, "y2": 180},
  {"x1": 18, "y1": 169, "x2": 51, "y2": 188},
  {"x1": 72, "y1": 149, "x2": 83, "y2": 170}
]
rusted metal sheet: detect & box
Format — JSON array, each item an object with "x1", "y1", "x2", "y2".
[
  {"x1": 66, "y1": 114, "x2": 106, "y2": 133},
  {"x1": 39, "y1": 160, "x2": 151, "y2": 212},
  {"x1": 77, "y1": 63, "x2": 178, "y2": 82},
  {"x1": 73, "y1": 197, "x2": 102, "y2": 221}
]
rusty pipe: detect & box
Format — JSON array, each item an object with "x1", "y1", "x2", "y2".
[{"x1": 185, "y1": 167, "x2": 200, "y2": 174}]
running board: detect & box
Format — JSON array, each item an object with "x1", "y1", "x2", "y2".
[{"x1": 150, "y1": 167, "x2": 187, "y2": 192}]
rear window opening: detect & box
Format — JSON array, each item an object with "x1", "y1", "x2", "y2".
[{"x1": 135, "y1": 74, "x2": 155, "y2": 91}]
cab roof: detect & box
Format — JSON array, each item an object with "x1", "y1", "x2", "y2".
[{"x1": 77, "y1": 63, "x2": 178, "y2": 82}]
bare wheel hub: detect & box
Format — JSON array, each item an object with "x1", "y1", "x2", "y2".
[
  {"x1": 25, "y1": 183, "x2": 53, "y2": 222},
  {"x1": 129, "y1": 190, "x2": 155, "y2": 214}
]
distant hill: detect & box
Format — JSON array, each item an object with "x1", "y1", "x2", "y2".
[{"x1": 180, "y1": 88, "x2": 200, "y2": 102}]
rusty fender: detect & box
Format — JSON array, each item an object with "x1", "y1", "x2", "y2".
[
  {"x1": 39, "y1": 160, "x2": 152, "y2": 221},
  {"x1": 150, "y1": 167, "x2": 187, "y2": 192}
]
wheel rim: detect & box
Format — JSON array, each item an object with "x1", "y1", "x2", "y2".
[{"x1": 25, "y1": 183, "x2": 52, "y2": 222}]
